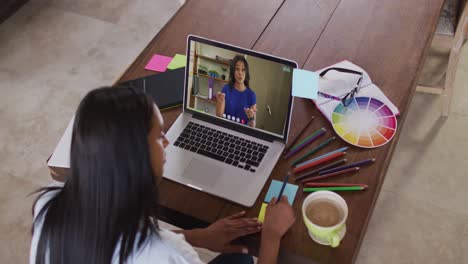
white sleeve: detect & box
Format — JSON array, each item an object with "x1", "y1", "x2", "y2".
[
  {"x1": 127, "y1": 229, "x2": 205, "y2": 264},
  {"x1": 33, "y1": 182, "x2": 64, "y2": 218},
  {"x1": 30, "y1": 185, "x2": 63, "y2": 264}
]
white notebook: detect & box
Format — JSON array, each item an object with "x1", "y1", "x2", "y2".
[{"x1": 313, "y1": 60, "x2": 399, "y2": 123}]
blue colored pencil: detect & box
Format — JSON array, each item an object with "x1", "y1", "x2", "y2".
[
  {"x1": 318, "y1": 158, "x2": 376, "y2": 175},
  {"x1": 276, "y1": 173, "x2": 290, "y2": 204},
  {"x1": 295, "y1": 147, "x2": 348, "y2": 168},
  {"x1": 284, "y1": 128, "x2": 326, "y2": 159}
]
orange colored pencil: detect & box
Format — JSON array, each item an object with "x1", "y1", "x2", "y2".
[
  {"x1": 293, "y1": 152, "x2": 346, "y2": 173},
  {"x1": 304, "y1": 182, "x2": 368, "y2": 188},
  {"x1": 301, "y1": 167, "x2": 360, "y2": 183}
]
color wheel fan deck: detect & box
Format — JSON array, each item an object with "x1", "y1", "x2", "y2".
[{"x1": 332, "y1": 97, "x2": 397, "y2": 148}]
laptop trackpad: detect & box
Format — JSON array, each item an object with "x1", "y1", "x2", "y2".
[{"x1": 183, "y1": 158, "x2": 221, "y2": 188}]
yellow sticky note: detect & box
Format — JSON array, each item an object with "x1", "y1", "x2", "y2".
[
  {"x1": 167, "y1": 54, "x2": 187, "y2": 69},
  {"x1": 258, "y1": 203, "x2": 268, "y2": 223}
]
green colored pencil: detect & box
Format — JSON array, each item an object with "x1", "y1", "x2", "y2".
[
  {"x1": 291, "y1": 137, "x2": 335, "y2": 166},
  {"x1": 303, "y1": 186, "x2": 366, "y2": 192},
  {"x1": 290, "y1": 128, "x2": 325, "y2": 151}
]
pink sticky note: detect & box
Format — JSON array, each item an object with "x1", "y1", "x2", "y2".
[{"x1": 144, "y1": 54, "x2": 173, "y2": 72}]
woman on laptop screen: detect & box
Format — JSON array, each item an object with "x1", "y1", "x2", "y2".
[
  {"x1": 216, "y1": 55, "x2": 257, "y2": 127},
  {"x1": 30, "y1": 87, "x2": 294, "y2": 264}
]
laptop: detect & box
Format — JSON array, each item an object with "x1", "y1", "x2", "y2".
[{"x1": 163, "y1": 35, "x2": 297, "y2": 207}]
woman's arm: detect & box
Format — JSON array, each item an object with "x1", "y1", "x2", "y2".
[
  {"x1": 257, "y1": 196, "x2": 295, "y2": 264},
  {"x1": 258, "y1": 233, "x2": 281, "y2": 264},
  {"x1": 173, "y1": 211, "x2": 261, "y2": 253},
  {"x1": 173, "y1": 228, "x2": 205, "y2": 248},
  {"x1": 216, "y1": 92, "x2": 226, "y2": 117}
]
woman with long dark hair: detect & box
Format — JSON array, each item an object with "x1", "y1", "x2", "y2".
[
  {"x1": 216, "y1": 55, "x2": 257, "y2": 128},
  {"x1": 30, "y1": 87, "x2": 295, "y2": 264}
]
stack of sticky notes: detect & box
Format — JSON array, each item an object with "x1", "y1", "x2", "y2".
[
  {"x1": 145, "y1": 53, "x2": 187, "y2": 72},
  {"x1": 258, "y1": 180, "x2": 299, "y2": 223}
]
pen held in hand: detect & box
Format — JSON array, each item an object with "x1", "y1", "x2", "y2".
[{"x1": 276, "y1": 173, "x2": 291, "y2": 204}]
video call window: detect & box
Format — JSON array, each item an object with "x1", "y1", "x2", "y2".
[{"x1": 186, "y1": 40, "x2": 293, "y2": 137}]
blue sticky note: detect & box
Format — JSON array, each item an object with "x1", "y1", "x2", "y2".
[
  {"x1": 292, "y1": 68, "x2": 318, "y2": 99},
  {"x1": 264, "y1": 180, "x2": 299, "y2": 205}
]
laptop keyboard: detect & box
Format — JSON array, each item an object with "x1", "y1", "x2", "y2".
[{"x1": 173, "y1": 122, "x2": 269, "y2": 173}]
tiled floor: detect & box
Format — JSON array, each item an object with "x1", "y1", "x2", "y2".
[{"x1": 0, "y1": 1, "x2": 467, "y2": 263}]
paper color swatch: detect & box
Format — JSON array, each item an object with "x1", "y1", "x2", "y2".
[
  {"x1": 167, "y1": 54, "x2": 187, "y2": 69},
  {"x1": 292, "y1": 68, "x2": 318, "y2": 100}
]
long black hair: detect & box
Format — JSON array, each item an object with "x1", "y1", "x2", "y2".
[
  {"x1": 32, "y1": 87, "x2": 160, "y2": 264},
  {"x1": 228, "y1": 55, "x2": 250, "y2": 88}
]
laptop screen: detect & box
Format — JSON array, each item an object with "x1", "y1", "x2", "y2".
[{"x1": 185, "y1": 36, "x2": 297, "y2": 140}]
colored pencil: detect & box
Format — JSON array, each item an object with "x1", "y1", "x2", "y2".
[
  {"x1": 276, "y1": 173, "x2": 290, "y2": 204},
  {"x1": 289, "y1": 127, "x2": 325, "y2": 152},
  {"x1": 303, "y1": 186, "x2": 366, "y2": 192},
  {"x1": 284, "y1": 129, "x2": 326, "y2": 159},
  {"x1": 293, "y1": 152, "x2": 346, "y2": 173},
  {"x1": 284, "y1": 117, "x2": 315, "y2": 153},
  {"x1": 291, "y1": 137, "x2": 336, "y2": 165},
  {"x1": 295, "y1": 147, "x2": 348, "y2": 168},
  {"x1": 301, "y1": 167, "x2": 360, "y2": 183},
  {"x1": 304, "y1": 183, "x2": 368, "y2": 188},
  {"x1": 318, "y1": 158, "x2": 376, "y2": 175},
  {"x1": 294, "y1": 159, "x2": 347, "y2": 182}
]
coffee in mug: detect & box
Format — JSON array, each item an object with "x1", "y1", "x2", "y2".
[
  {"x1": 305, "y1": 199, "x2": 344, "y2": 227},
  {"x1": 302, "y1": 191, "x2": 348, "y2": 247}
]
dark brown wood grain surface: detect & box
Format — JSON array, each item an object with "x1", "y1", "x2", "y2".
[
  {"x1": 0, "y1": 0, "x2": 29, "y2": 24},
  {"x1": 48, "y1": 0, "x2": 445, "y2": 263},
  {"x1": 116, "y1": 0, "x2": 285, "y2": 222}
]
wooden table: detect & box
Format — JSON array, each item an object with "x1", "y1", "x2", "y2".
[{"x1": 49, "y1": 0, "x2": 445, "y2": 263}]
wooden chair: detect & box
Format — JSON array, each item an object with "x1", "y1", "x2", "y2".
[{"x1": 417, "y1": 0, "x2": 468, "y2": 116}]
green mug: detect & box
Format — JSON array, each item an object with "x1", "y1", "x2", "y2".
[{"x1": 302, "y1": 191, "x2": 348, "y2": 247}]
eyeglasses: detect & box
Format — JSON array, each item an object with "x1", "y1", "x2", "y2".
[{"x1": 318, "y1": 67, "x2": 364, "y2": 107}]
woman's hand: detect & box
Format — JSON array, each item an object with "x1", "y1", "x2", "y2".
[
  {"x1": 202, "y1": 211, "x2": 261, "y2": 253},
  {"x1": 193, "y1": 211, "x2": 262, "y2": 253},
  {"x1": 216, "y1": 92, "x2": 226, "y2": 103},
  {"x1": 262, "y1": 196, "x2": 296, "y2": 240},
  {"x1": 216, "y1": 92, "x2": 226, "y2": 117},
  {"x1": 243, "y1": 107, "x2": 255, "y2": 119}
]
